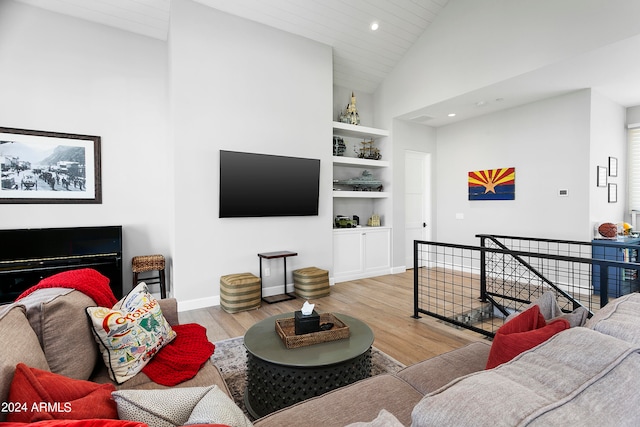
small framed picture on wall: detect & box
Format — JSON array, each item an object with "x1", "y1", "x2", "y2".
[
  {"x1": 609, "y1": 183, "x2": 617, "y2": 203},
  {"x1": 597, "y1": 166, "x2": 607, "y2": 187},
  {"x1": 609, "y1": 157, "x2": 618, "y2": 177}
]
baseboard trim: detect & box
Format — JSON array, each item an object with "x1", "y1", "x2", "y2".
[
  {"x1": 177, "y1": 282, "x2": 335, "y2": 312},
  {"x1": 178, "y1": 296, "x2": 220, "y2": 312}
]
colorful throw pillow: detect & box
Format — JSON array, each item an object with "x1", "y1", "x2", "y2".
[
  {"x1": 6, "y1": 363, "x2": 118, "y2": 423},
  {"x1": 485, "y1": 305, "x2": 569, "y2": 369},
  {"x1": 112, "y1": 385, "x2": 252, "y2": 427},
  {"x1": 86, "y1": 282, "x2": 176, "y2": 384}
]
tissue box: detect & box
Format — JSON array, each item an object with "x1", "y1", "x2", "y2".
[
  {"x1": 294, "y1": 310, "x2": 320, "y2": 335},
  {"x1": 275, "y1": 313, "x2": 350, "y2": 348}
]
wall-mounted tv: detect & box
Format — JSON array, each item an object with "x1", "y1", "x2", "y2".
[{"x1": 219, "y1": 150, "x2": 321, "y2": 218}]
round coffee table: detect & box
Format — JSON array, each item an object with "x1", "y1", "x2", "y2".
[{"x1": 243, "y1": 312, "x2": 374, "y2": 419}]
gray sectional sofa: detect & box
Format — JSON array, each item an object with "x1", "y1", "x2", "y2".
[
  {"x1": 0, "y1": 288, "x2": 230, "y2": 422},
  {"x1": 3, "y1": 284, "x2": 640, "y2": 426},
  {"x1": 254, "y1": 293, "x2": 640, "y2": 426}
]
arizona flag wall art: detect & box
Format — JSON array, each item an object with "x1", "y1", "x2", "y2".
[{"x1": 468, "y1": 167, "x2": 515, "y2": 201}]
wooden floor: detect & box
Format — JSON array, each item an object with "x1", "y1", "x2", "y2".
[{"x1": 179, "y1": 270, "x2": 488, "y2": 366}]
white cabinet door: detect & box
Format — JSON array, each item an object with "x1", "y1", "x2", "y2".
[
  {"x1": 333, "y1": 227, "x2": 391, "y2": 282},
  {"x1": 364, "y1": 228, "x2": 391, "y2": 273},
  {"x1": 333, "y1": 230, "x2": 364, "y2": 278}
]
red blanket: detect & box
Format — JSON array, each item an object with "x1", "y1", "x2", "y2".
[
  {"x1": 17, "y1": 268, "x2": 215, "y2": 387},
  {"x1": 142, "y1": 323, "x2": 215, "y2": 386},
  {"x1": 16, "y1": 268, "x2": 118, "y2": 308}
]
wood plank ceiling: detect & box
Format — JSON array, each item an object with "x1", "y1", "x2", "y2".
[{"x1": 12, "y1": 0, "x2": 449, "y2": 94}]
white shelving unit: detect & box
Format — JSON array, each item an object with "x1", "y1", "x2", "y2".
[
  {"x1": 332, "y1": 122, "x2": 389, "y2": 139},
  {"x1": 332, "y1": 121, "x2": 390, "y2": 202},
  {"x1": 332, "y1": 157, "x2": 390, "y2": 168},
  {"x1": 333, "y1": 191, "x2": 389, "y2": 198},
  {"x1": 332, "y1": 121, "x2": 392, "y2": 283}
]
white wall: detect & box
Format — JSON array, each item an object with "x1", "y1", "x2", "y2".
[
  {"x1": 435, "y1": 91, "x2": 592, "y2": 245},
  {"x1": 0, "y1": 0, "x2": 334, "y2": 309},
  {"x1": 374, "y1": 0, "x2": 635, "y2": 262},
  {"x1": 589, "y1": 90, "x2": 627, "y2": 227},
  {"x1": 0, "y1": 1, "x2": 171, "y2": 293},
  {"x1": 169, "y1": 0, "x2": 333, "y2": 309},
  {"x1": 627, "y1": 106, "x2": 640, "y2": 125},
  {"x1": 375, "y1": 0, "x2": 640, "y2": 124}
]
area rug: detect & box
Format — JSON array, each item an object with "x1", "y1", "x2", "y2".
[{"x1": 210, "y1": 336, "x2": 405, "y2": 419}]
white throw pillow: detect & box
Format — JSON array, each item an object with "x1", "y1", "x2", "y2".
[{"x1": 112, "y1": 385, "x2": 253, "y2": 427}]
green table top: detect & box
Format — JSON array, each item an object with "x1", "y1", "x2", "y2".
[{"x1": 243, "y1": 312, "x2": 374, "y2": 368}]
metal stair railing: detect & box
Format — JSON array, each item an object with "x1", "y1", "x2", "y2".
[
  {"x1": 413, "y1": 237, "x2": 640, "y2": 337},
  {"x1": 478, "y1": 234, "x2": 588, "y2": 315}
]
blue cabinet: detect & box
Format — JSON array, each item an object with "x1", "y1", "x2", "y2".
[{"x1": 592, "y1": 237, "x2": 640, "y2": 297}]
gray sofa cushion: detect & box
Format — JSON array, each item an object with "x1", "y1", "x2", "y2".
[
  {"x1": 585, "y1": 292, "x2": 640, "y2": 344},
  {"x1": 18, "y1": 288, "x2": 98, "y2": 380},
  {"x1": 0, "y1": 305, "x2": 50, "y2": 421},
  {"x1": 91, "y1": 360, "x2": 231, "y2": 396},
  {"x1": 411, "y1": 327, "x2": 640, "y2": 426},
  {"x1": 396, "y1": 341, "x2": 490, "y2": 395},
  {"x1": 254, "y1": 374, "x2": 423, "y2": 427}
]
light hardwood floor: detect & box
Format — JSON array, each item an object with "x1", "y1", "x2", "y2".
[{"x1": 179, "y1": 270, "x2": 489, "y2": 366}]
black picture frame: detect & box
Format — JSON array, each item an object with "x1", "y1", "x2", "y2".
[
  {"x1": 0, "y1": 127, "x2": 101, "y2": 204},
  {"x1": 608, "y1": 156, "x2": 618, "y2": 177},
  {"x1": 597, "y1": 166, "x2": 607, "y2": 187},
  {"x1": 608, "y1": 183, "x2": 617, "y2": 203}
]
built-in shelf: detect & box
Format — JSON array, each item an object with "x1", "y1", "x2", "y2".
[
  {"x1": 332, "y1": 157, "x2": 389, "y2": 168},
  {"x1": 333, "y1": 191, "x2": 390, "y2": 198},
  {"x1": 332, "y1": 121, "x2": 389, "y2": 139}
]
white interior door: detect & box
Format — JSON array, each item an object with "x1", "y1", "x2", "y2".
[{"x1": 405, "y1": 151, "x2": 431, "y2": 268}]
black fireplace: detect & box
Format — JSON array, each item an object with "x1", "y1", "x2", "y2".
[{"x1": 0, "y1": 225, "x2": 123, "y2": 304}]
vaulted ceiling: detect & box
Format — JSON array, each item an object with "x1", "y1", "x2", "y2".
[
  {"x1": 10, "y1": 0, "x2": 640, "y2": 126},
  {"x1": 13, "y1": 0, "x2": 448, "y2": 95}
]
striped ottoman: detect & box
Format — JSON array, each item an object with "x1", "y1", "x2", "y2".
[
  {"x1": 293, "y1": 267, "x2": 330, "y2": 299},
  {"x1": 220, "y1": 273, "x2": 261, "y2": 313}
]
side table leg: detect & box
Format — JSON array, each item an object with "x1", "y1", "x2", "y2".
[
  {"x1": 259, "y1": 257, "x2": 263, "y2": 301},
  {"x1": 283, "y1": 257, "x2": 287, "y2": 294}
]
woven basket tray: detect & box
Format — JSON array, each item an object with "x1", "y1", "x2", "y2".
[{"x1": 275, "y1": 313, "x2": 350, "y2": 349}]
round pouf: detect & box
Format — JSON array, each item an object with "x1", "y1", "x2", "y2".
[
  {"x1": 293, "y1": 267, "x2": 330, "y2": 299},
  {"x1": 220, "y1": 272, "x2": 261, "y2": 313}
]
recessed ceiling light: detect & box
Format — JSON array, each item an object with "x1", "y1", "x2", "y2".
[
  {"x1": 370, "y1": 22, "x2": 379, "y2": 31},
  {"x1": 448, "y1": 113, "x2": 456, "y2": 117}
]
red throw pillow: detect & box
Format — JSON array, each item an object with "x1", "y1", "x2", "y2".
[
  {"x1": 6, "y1": 363, "x2": 118, "y2": 422},
  {"x1": 485, "y1": 305, "x2": 570, "y2": 369}
]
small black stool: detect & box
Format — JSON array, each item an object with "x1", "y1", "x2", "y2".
[{"x1": 132, "y1": 254, "x2": 167, "y2": 298}]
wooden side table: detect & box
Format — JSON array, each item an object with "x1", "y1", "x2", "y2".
[{"x1": 258, "y1": 251, "x2": 297, "y2": 303}]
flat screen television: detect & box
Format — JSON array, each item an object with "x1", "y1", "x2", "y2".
[{"x1": 219, "y1": 150, "x2": 321, "y2": 218}]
